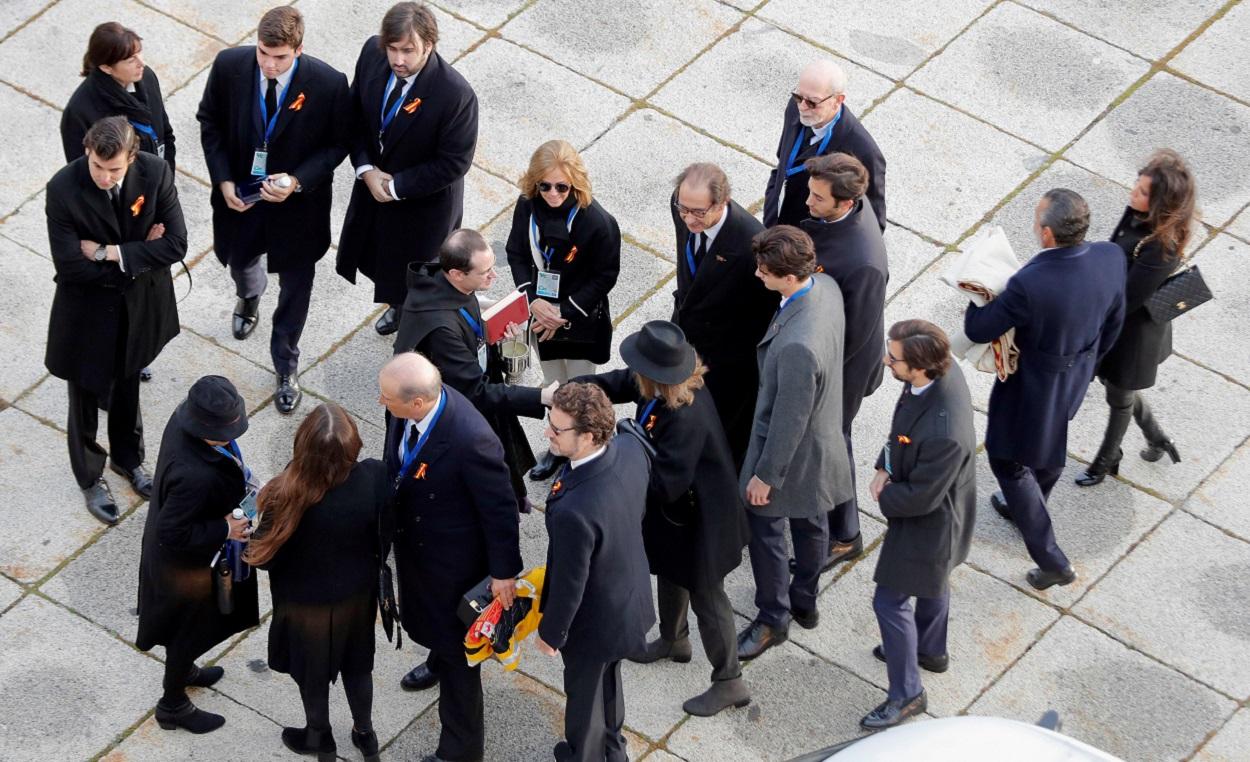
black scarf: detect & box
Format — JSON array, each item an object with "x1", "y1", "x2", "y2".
[
  {"x1": 532, "y1": 194, "x2": 579, "y2": 252},
  {"x1": 88, "y1": 68, "x2": 157, "y2": 135}
]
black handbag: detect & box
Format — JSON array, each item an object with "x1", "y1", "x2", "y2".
[
  {"x1": 1134, "y1": 238, "x2": 1213, "y2": 323},
  {"x1": 376, "y1": 502, "x2": 401, "y2": 649},
  {"x1": 544, "y1": 300, "x2": 609, "y2": 349}
]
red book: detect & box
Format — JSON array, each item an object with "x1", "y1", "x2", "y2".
[{"x1": 482, "y1": 289, "x2": 530, "y2": 345}]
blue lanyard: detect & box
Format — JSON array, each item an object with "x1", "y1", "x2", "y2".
[
  {"x1": 458, "y1": 307, "x2": 483, "y2": 340},
  {"x1": 129, "y1": 120, "x2": 160, "y2": 146},
  {"x1": 637, "y1": 398, "x2": 658, "y2": 424},
  {"x1": 784, "y1": 109, "x2": 841, "y2": 177},
  {"x1": 777, "y1": 279, "x2": 815, "y2": 315},
  {"x1": 257, "y1": 57, "x2": 299, "y2": 148},
  {"x1": 212, "y1": 440, "x2": 253, "y2": 484},
  {"x1": 379, "y1": 72, "x2": 408, "y2": 133},
  {"x1": 398, "y1": 390, "x2": 446, "y2": 484},
  {"x1": 529, "y1": 207, "x2": 580, "y2": 268},
  {"x1": 685, "y1": 233, "x2": 700, "y2": 277}
]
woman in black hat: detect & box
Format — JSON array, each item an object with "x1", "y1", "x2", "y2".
[
  {"x1": 575, "y1": 320, "x2": 752, "y2": 717},
  {"x1": 136, "y1": 375, "x2": 259, "y2": 734},
  {"x1": 245, "y1": 402, "x2": 388, "y2": 762}
]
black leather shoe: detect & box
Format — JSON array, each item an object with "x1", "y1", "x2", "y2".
[
  {"x1": 374, "y1": 306, "x2": 399, "y2": 336},
  {"x1": 528, "y1": 450, "x2": 567, "y2": 481},
  {"x1": 736, "y1": 619, "x2": 787, "y2": 661},
  {"x1": 281, "y1": 726, "x2": 336, "y2": 762},
  {"x1": 351, "y1": 727, "x2": 380, "y2": 762},
  {"x1": 990, "y1": 491, "x2": 1013, "y2": 522},
  {"x1": 791, "y1": 606, "x2": 819, "y2": 630},
  {"x1": 629, "y1": 637, "x2": 692, "y2": 664},
  {"x1": 1027, "y1": 566, "x2": 1076, "y2": 590},
  {"x1": 1075, "y1": 450, "x2": 1121, "y2": 487},
  {"x1": 1141, "y1": 438, "x2": 1181, "y2": 464},
  {"x1": 276, "y1": 374, "x2": 302, "y2": 414},
  {"x1": 83, "y1": 479, "x2": 119, "y2": 525},
  {"x1": 155, "y1": 700, "x2": 225, "y2": 734},
  {"x1": 109, "y1": 461, "x2": 153, "y2": 499},
  {"x1": 873, "y1": 645, "x2": 949, "y2": 673},
  {"x1": 232, "y1": 296, "x2": 260, "y2": 340},
  {"x1": 860, "y1": 690, "x2": 927, "y2": 730},
  {"x1": 186, "y1": 664, "x2": 224, "y2": 688},
  {"x1": 139, "y1": 366, "x2": 153, "y2": 382},
  {"x1": 400, "y1": 662, "x2": 440, "y2": 691}
]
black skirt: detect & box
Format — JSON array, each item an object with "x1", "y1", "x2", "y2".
[{"x1": 267, "y1": 589, "x2": 377, "y2": 684}]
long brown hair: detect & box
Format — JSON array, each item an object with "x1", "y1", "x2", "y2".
[
  {"x1": 1138, "y1": 149, "x2": 1197, "y2": 259},
  {"x1": 635, "y1": 358, "x2": 708, "y2": 410},
  {"x1": 245, "y1": 403, "x2": 362, "y2": 565}
]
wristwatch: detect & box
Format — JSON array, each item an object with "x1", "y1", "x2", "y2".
[{"x1": 93, "y1": 244, "x2": 108, "y2": 262}]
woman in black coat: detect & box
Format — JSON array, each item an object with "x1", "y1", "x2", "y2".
[
  {"x1": 62, "y1": 22, "x2": 175, "y2": 168},
  {"x1": 577, "y1": 321, "x2": 752, "y2": 718},
  {"x1": 246, "y1": 403, "x2": 390, "y2": 762},
  {"x1": 136, "y1": 376, "x2": 258, "y2": 735},
  {"x1": 1078, "y1": 149, "x2": 1196, "y2": 485}
]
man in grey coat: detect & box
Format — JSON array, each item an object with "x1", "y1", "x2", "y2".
[
  {"x1": 863, "y1": 320, "x2": 976, "y2": 731},
  {"x1": 738, "y1": 225, "x2": 852, "y2": 660}
]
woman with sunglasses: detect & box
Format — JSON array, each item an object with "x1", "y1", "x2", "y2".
[
  {"x1": 575, "y1": 320, "x2": 752, "y2": 718},
  {"x1": 1077, "y1": 149, "x2": 1196, "y2": 485},
  {"x1": 506, "y1": 139, "x2": 621, "y2": 478}
]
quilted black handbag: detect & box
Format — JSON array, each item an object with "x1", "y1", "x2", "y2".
[{"x1": 1144, "y1": 263, "x2": 1213, "y2": 323}]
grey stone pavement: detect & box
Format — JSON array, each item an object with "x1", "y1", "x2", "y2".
[{"x1": 1, "y1": 0, "x2": 1249, "y2": 760}]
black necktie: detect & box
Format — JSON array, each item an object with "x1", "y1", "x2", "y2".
[
  {"x1": 109, "y1": 186, "x2": 124, "y2": 222},
  {"x1": 403, "y1": 421, "x2": 420, "y2": 459},
  {"x1": 264, "y1": 78, "x2": 278, "y2": 118},
  {"x1": 695, "y1": 232, "x2": 708, "y2": 266},
  {"x1": 381, "y1": 80, "x2": 404, "y2": 132}
]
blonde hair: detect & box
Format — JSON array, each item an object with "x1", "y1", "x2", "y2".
[
  {"x1": 519, "y1": 139, "x2": 593, "y2": 208},
  {"x1": 635, "y1": 360, "x2": 708, "y2": 410}
]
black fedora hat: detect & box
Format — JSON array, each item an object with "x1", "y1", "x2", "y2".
[
  {"x1": 175, "y1": 375, "x2": 248, "y2": 441},
  {"x1": 620, "y1": 321, "x2": 696, "y2": 386}
]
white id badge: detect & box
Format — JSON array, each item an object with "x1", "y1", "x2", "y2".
[
  {"x1": 477, "y1": 342, "x2": 488, "y2": 373},
  {"x1": 156, "y1": 143, "x2": 166, "y2": 159},
  {"x1": 250, "y1": 150, "x2": 268, "y2": 177},
  {"x1": 536, "y1": 270, "x2": 561, "y2": 299}
]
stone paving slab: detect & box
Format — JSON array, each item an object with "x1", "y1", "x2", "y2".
[
  {"x1": 1172, "y1": 2, "x2": 1250, "y2": 104},
  {"x1": 1067, "y1": 71, "x2": 1250, "y2": 227},
  {"x1": 436, "y1": 0, "x2": 532, "y2": 30},
  {"x1": 909, "y1": 2, "x2": 1147, "y2": 152},
  {"x1": 0, "y1": 0, "x2": 47, "y2": 40},
  {"x1": 303, "y1": 0, "x2": 484, "y2": 77},
  {"x1": 161, "y1": 68, "x2": 211, "y2": 183},
  {"x1": 99, "y1": 690, "x2": 292, "y2": 762},
  {"x1": 0, "y1": 574, "x2": 23, "y2": 612},
  {"x1": 650, "y1": 18, "x2": 893, "y2": 163},
  {"x1": 760, "y1": 0, "x2": 993, "y2": 80},
  {"x1": 1227, "y1": 206, "x2": 1250, "y2": 242},
  {"x1": 1184, "y1": 441, "x2": 1250, "y2": 542},
  {"x1": 969, "y1": 615, "x2": 1236, "y2": 762},
  {"x1": 792, "y1": 555, "x2": 1059, "y2": 718},
  {"x1": 964, "y1": 454, "x2": 1172, "y2": 608},
  {"x1": 0, "y1": 595, "x2": 164, "y2": 762},
  {"x1": 0, "y1": 85, "x2": 65, "y2": 221},
  {"x1": 1174, "y1": 234, "x2": 1250, "y2": 383},
  {"x1": 0, "y1": 241, "x2": 54, "y2": 403},
  {"x1": 1019, "y1": 0, "x2": 1227, "y2": 61},
  {"x1": 139, "y1": 0, "x2": 273, "y2": 45},
  {"x1": 1075, "y1": 511, "x2": 1250, "y2": 699},
  {"x1": 298, "y1": 322, "x2": 394, "y2": 426},
  {"x1": 861, "y1": 88, "x2": 1047, "y2": 244},
  {"x1": 0, "y1": 190, "x2": 49, "y2": 260},
  {"x1": 501, "y1": 0, "x2": 742, "y2": 99},
  {"x1": 580, "y1": 108, "x2": 773, "y2": 257},
  {"x1": 882, "y1": 223, "x2": 945, "y2": 299},
  {"x1": 1193, "y1": 707, "x2": 1250, "y2": 762}
]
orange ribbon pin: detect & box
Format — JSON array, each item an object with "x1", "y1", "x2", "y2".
[
  {"x1": 130, "y1": 195, "x2": 145, "y2": 217},
  {"x1": 564, "y1": 245, "x2": 578, "y2": 264},
  {"x1": 815, "y1": 264, "x2": 825, "y2": 273},
  {"x1": 897, "y1": 435, "x2": 911, "y2": 445},
  {"x1": 550, "y1": 479, "x2": 563, "y2": 496},
  {"x1": 645, "y1": 414, "x2": 657, "y2": 431},
  {"x1": 413, "y1": 462, "x2": 428, "y2": 480},
  {"x1": 288, "y1": 92, "x2": 305, "y2": 111},
  {"x1": 403, "y1": 97, "x2": 422, "y2": 114}
]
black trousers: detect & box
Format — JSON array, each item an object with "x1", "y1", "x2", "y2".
[
  {"x1": 230, "y1": 257, "x2": 316, "y2": 376},
  {"x1": 557, "y1": 653, "x2": 627, "y2": 762},
  {"x1": 989, "y1": 457, "x2": 1069, "y2": 571},
  {"x1": 160, "y1": 641, "x2": 206, "y2": 708},
  {"x1": 298, "y1": 666, "x2": 373, "y2": 734},
  {"x1": 826, "y1": 427, "x2": 862, "y2": 543},
  {"x1": 747, "y1": 512, "x2": 828, "y2": 627},
  {"x1": 657, "y1": 576, "x2": 740, "y2": 683},
  {"x1": 67, "y1": 375, "x2": 143, "y2": 489},
  {"x1": 427, "y1": 648, "x2": 484, "y2": 762},
  {"x1": 1095, "y1": 381, "x2": 1168, "y2": 462}
]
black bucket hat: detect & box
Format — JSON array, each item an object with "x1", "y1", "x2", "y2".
[
  {"x1": 619, "y1": 321, "x2": 696, "y2": 386},
  {"x1": 175, "y1": 375, "x2": 248, "y2": 441}
]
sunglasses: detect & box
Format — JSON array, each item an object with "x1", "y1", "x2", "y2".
[
  {"x1": 791, "y1": 91, "x2": 837, "y2": 110},
  {"x1": 538, "y1": 182, "x2": 571, "y2": 194}
]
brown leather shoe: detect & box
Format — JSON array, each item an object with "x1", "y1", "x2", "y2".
[
  {"x1": 736, "y1": 619, "x2": 788, "y2": 661},
  {"x1": 822, "y1": 533, "x2": 863, "y2": 572},
  {"x1": 629, "y1": 637, "x2": 692, "y2": 664}
]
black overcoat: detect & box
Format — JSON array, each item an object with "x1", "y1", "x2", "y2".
[
  {"x1": 393, "y1": 264, "x2": 544, "y2": 499},
  {"x1": 872, "y1": 365, "x2": 978, "y2": 599},
  {"x1": 537, "y1": 436, "x2": 655, "y2": 661},
  {"x1": 801, "y1": 199, "x2": 889, "y2": 426},
  {"x1": 197, "y1": 48, "x2": 351, "y2": 272},
  {"x1": 337, "y1": 41, "x2": 478, "y2": 305},
  {"x1": 384, "y1": 386, "x2": 522, "y2": 653},
  {"x1": 44, "y1": 153, "x2": 186, "y2": 397},
  {"x1": 61, "y1": 67, "x2": 176, "y2": 169},
  {"x1": 670, "y1": 198, "x2": 776, "y2": 464},
  {"x1": 504, "y1": 195, "x2": 621, "y2": 364},
  {"x1": 1097, "y1": 208, "x2": 1176, "y2": 391},
  {"x1": 577, "y1": 369, "x2": 749, "y2": 592},
  {"x1": 136, "y1": 415, "x2": 259, "y2": 653},
  {"x1": 763, "y1": 101, "x2": 886, "y2": 231},
  {"x1": 965, "y1": 242, "x2": 1126, "y2": 470}
]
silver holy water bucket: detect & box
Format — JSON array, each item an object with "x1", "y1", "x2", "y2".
[{"x1": 501, "y1": 338, "x2": 531, "y2": 384}]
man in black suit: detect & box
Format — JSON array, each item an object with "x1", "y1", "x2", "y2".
[
  {"x1": 670, "y1": 162, "x2": 777, "y2": 465},
  {"x1": 197, "y1": 6, "x2": 351, "y2": 414},
  {"x1": 378, "y1": 352, "x2": 521, "y2": 762},
  {"x1": 536, "y1": 382, "x2": 654, "y2": 762},
  {"x1": 44, "y1": 116, "x2": 186, "y2": 524},
  {"x1": 763, "y1": 59, "x2": 886, "y2": 232},
  {"x1": 800, "y1": 152, "x2": 889, "y2": 570},
  {"x1": 338, "y1": 2, "x2": 479, "y2": 337}
]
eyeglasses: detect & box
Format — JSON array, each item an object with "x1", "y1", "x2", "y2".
[
  {"x1": 791, "y1": 91, "x2": 837, "y2": 110},
  {"x1": 538, "y1": 182, "x2": 571, "y2": 194},
  {"x1": 885, "y1": 346, "x2": 904, "y2": 366},
  {"x1": 546, "y1": 414, "x2": 577, "y2": 435},
  {"x1": 673, "y1": 200, "x2": 715, "y2": 219}
]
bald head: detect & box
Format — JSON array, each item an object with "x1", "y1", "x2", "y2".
[
  {"x1": 379, "y1": 352, "x2": 442, "y2": 419},
  {"x1": 799, "y1": 59, "x2": 847, "y2": 97},
  {"x1": 795, "y1": 59, "x2": 847, "y2": 128}
]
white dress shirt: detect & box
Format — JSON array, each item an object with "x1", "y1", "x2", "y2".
[{"x1": 569, "y1": 445, "x2": 607, "y2": 470}]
